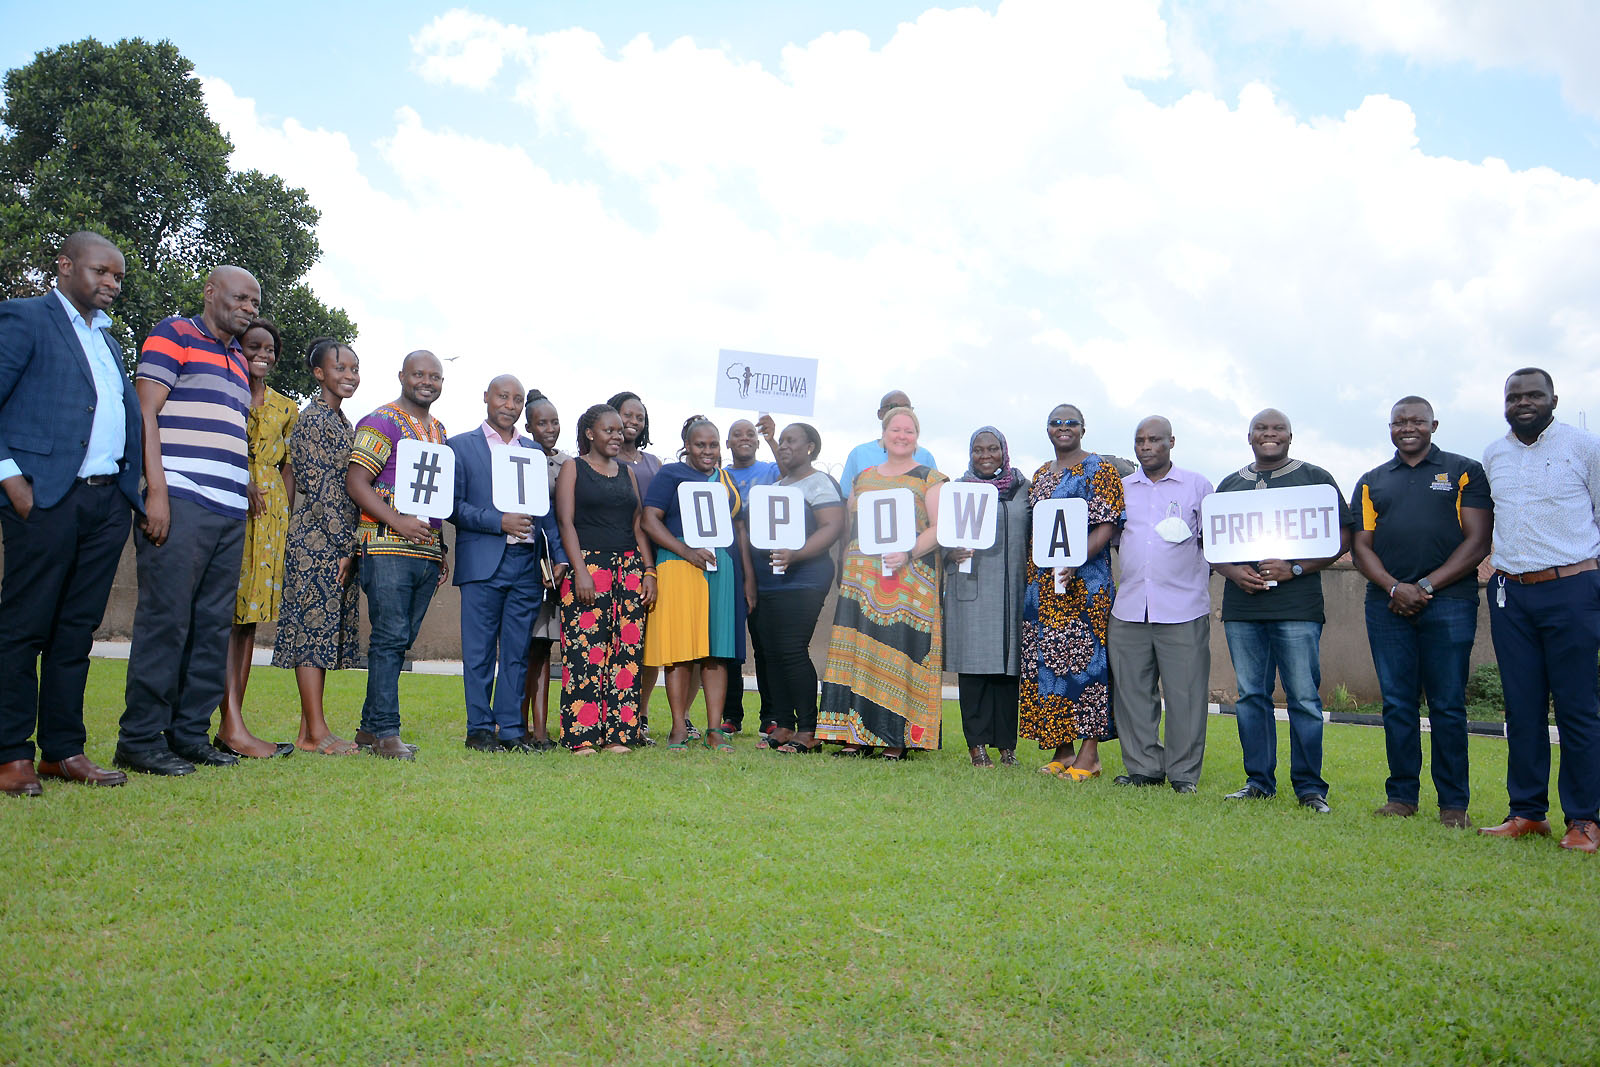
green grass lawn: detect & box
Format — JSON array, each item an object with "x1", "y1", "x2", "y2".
[{"x1": 4, "y1": 659, "x2": 1598, "y2": 1066}]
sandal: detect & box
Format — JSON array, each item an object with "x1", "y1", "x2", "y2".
[
  {"x1": 880, "y1": 750, "x2": 904, "y2": 762},
  {"x1": 300, "y1": 734, "x2": 358, "y2": 756},
  {"x1": 998, "y1": 749, "x2": 1018, "y2": 767},
  {"x1": 831, "y1": 746, "x2": 868, "y2": 759},
  {"x1": 1039, "y1": 760, "x2": 1068, "y2": 777},
  {"x1": 705, "y1": 727, "x2": 734, "y2": 752},
  {"x1": 774, "y1": 739, "x2": 821, "y2": 755},
  {"x1": 1063, "y1": 766, "x2": 1101, "y2": 781},
  {"x1": 970, "y1": 749, "x2": 995, "y2": 768}
]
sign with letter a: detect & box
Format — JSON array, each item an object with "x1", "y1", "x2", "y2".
[
  {"x1": 856, "y1": 488, "x2": 916, "y2": 576},
  {"x1": 1032, "y1": 498, "x2": 1088, "y2": 591},
  {"x1": 1201, "y1": 484, "x2": 1341, "y2": 564},
  {"x1": 393, "y1": 438, "x2": 456, "y2": 520},
  {"x1": 678, "y1": 480, "x2": 735, "y2": 571},
  {"x1": 491, "y1": 445, "x2": 550, "y2": 519},
  {"x1": 936, "y1": 482, "x2": 998, "y2": 573},
  {"x1": 748, "y1": 485, "x2": 805, "y2": 574}
]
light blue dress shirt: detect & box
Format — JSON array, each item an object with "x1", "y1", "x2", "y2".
[{"x1": 0, "y1": 289, "x2": 126, "y2": 485}]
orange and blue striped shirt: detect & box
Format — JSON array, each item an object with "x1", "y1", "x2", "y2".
[{"x1": 135, "y1": 316, "x2": 250, "y2": 519}]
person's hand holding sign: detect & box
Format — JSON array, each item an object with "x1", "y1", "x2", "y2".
[{"x1": 501, "y1": 512, "x2": 533, "y2": 540}]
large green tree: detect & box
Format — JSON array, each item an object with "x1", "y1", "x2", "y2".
[{"x1": 0, "y1": 37, "x2": 353, "y2": 399}]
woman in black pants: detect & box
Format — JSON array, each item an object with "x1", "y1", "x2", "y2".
[{"x1": 751, "y1": 423, "x2": 846, "y2": 754}]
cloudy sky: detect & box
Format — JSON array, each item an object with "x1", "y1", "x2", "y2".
[{"x1": 8, "y1": 1, "x2": 1600, "y2": 491}]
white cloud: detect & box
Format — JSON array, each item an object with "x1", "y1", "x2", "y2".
[
  {"x1": 199, "y1": 0, "x2": 1600, "y2": 497},
  {"x1": 1232, "y1": 0, "x2": 1600, "y2": 119}
]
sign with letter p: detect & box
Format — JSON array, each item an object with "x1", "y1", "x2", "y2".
[{"x1": 748, "y1": 484, "x2": 805, "y2": 574}]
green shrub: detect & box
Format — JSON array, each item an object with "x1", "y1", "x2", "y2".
[{"x1": 1465, "y1": 663, "x2": 1503, "y2": 711}]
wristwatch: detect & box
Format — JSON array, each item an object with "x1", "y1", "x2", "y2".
[
  {"x1": 1290, "y1": 563, "x2": 1304, "y2": 577},
  {"x1": 1417, "y1": 577, "x2": 1434, "y2": 595}
]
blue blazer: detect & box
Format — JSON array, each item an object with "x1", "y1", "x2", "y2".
[
  {"x1": 0, "y1": 293, "x2": 142, "y2": 513},
  {"x1": 447, "y1": 429, "x2": 566, "y2": 586}
]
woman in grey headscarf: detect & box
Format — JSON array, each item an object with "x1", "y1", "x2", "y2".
[{"x1": 942, "y1": 426, "x2": 1030, "y2": 767}]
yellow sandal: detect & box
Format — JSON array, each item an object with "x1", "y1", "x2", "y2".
[
  {"x1": 1063, "y1": 765, "x2": 1101, "y2": 782},
  {"x1": 1039, "y1": 761, "x2": 1068, "y2": 777}
]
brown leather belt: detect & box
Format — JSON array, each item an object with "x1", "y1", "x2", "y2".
[{"x1": 1496, "y1": 559, "x2": 1599, "y2": 584}]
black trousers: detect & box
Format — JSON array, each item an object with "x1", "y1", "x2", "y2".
[
  {"x1": 721, "y1": 608, "x2": 773, "y2": 730},
  {"x1": 751, "y1": 587, "x2": 829, "y2": 732},
  {"x1": 958, "y1": 673, "x2": 1019, "y2": 749},
  {"x1": 0, "y1": 481, "x2": 132, "y2": 763},
  {"x1": 119, "y1": 498, "x2": 244, "y2": 753}
]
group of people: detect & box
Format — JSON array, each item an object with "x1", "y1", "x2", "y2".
[{"x1": 3, "y1": 233, "x2": 1599, "y2": 857}]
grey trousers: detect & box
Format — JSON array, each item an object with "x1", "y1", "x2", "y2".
[
  {"x1": 1109, "y1": 615, "x2": 1211, "y2": 785},
  {"x1": 119, "y1": 497, "x2": 245, "y2": 753}
]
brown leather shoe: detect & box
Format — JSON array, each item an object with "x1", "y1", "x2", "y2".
[
  {"x1": 369, "y1": 735, "x2": 416, "y2": 761},
  {"x1": 1558, "y1": 819, "x2": 1599, "y2": 854},
  {"x1": 1374, "y1": 800, "x2": 1418, "y2": 817},
  {"x1": 37, "y1": 753, "x2": 129, "y2": 786},
  {"x1": 0, "y1": 758, "x2": 43, "y2": 797},
  {"x1": 1439, "y1": 808, "x2": 1473, "y2": 829},
  {"x1": 354, "y1": 729, "x2": 418, "y2": 754},
  {"x1": 1479, "y1": 816, "x2": 1552, "y2": 838}
]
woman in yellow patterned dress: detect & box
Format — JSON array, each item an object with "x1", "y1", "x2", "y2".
[
  {"x1": 216, "y1": 319, "x2": 297, "y2": 759},
  {"x1": 816, "y1": 407, "x2": 946, "y2": 760}
]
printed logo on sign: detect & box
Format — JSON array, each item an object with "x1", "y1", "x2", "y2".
[
  {"x1": 714, "y1": 349, "x2": 819, "y2": 417},
  {"x1": 723, "y1": 359, "x2": 808, "y2": 403}
]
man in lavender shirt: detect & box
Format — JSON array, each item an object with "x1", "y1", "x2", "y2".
[{"x1": 1109, "y1": 416, "x2": 1215, "y2": 793}]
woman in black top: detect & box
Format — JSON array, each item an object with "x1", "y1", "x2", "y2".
[{"x1": 552, "y1": 404, "x2": 658, "y2": 754}]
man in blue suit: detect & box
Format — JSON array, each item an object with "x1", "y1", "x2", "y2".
[
  {"x1": 450, "y1": 375, "x2": 567, "y2": 753},
  {"x1": 0, "y1": 231, "x2": 143, "y2": 796}
]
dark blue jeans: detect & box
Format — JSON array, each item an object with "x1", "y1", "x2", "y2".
[
  {"x1": 358, "y1": 553, "x2": 439, "y2": 739},
  {"x1": 1488, "y1": 570, "x2": 1600, "y2": 824},
  {"x1": 1224, "y1": 620, "x2": 1328, "y2": 799},
  {"x1": 1365, "y1": 595, "x2": 1476, "y2": 810}
]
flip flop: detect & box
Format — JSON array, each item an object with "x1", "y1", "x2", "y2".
[
  {"x1": 1063, "y1": 766, "x2": 1101, "y2": 782},
  {"x1": 705, "y1": 728, "x2": 734, "y2": 752},
  {"x1": 1039, "y1": 761, "x2": 1068, "y2": 777},
  {"x1": 313, "y1": 734, "x2": 359, "y2": 755}
]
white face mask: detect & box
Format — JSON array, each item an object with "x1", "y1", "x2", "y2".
[{"x1": 1155, "y1": 516, "x2": 1193, "y2": 544}]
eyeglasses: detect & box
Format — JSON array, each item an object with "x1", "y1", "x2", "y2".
[{"x1": 1048, "y1": 418, "x2": 1083, "y2": 429}]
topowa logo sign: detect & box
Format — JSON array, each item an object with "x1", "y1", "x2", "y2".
[{"x1": 714, "y1": 348, "x2": 819, "y2": 416}]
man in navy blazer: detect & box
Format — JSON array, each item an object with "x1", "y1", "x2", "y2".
[
  {"x1": 449, "y1": 375, "x2": 567, "y2": 753},
  {"x1": 0, "y1": 232, "x2": 143, "y2": 796}
]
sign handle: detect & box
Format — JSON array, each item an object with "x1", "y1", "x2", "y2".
[
  {"x1": 1054, "y1": 570, "x2": 1066, "y2": 594},
  {"x1": 958, "y1": 557, "x2": 973, "y2": 574},
  {"x1": 772, "y1": 562, "x2": 786, "y2": 576},
  {"x1": 882, "y1": 560, "x2": 894, "y2": 578},
  {"x1": 705, "y1": 558, "x2": 718, "y2": 573}
]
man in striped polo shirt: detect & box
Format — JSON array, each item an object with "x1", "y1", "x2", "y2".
[{"x1": 114, "y1": 267, "x2": 258, "y2": 776}]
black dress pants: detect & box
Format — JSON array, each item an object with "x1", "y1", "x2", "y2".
[
  {"x1": 751, "y1": 587, "x2": 829, "y2": 732},
  {"x1": 0, "y1": 480, "x2": 132, "y2": 763}
]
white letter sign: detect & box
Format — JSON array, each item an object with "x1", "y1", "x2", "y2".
[
  {"x1": 936, "y1": 482, "x2": 998, "y2": 573},
  {"x1": 491, "y1": 445, "x2": 550, "y2": 522},
  {"x1": 748, "y1": 484, "x2": 805, "y2": 574},
  {"x1": 678, "y1": 480, "x2": 735, "y2": 571},
  {"x1": 1201, "y1": 484, "x2": 1342, "y2": 565},
  {"x1": 856, "y1": 488, "x2": 915, "y2": 576},
  {"x1": 1032, "y1": 498, "x2": 1088, "y2": 592},
  {"x1": 393, "y1": 438, "x2": 456, "y2": 520},
  {"x1": 715, "y1": 348, "x2": 819, "y2": 417}
]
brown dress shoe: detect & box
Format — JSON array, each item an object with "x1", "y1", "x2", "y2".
[
  {"x1": 1558, "y1": 819, "x2": 1599, "y2": 854},
  {"x1": 354, "y1": 729, "x2": 418, "y2": 754},
  {"x1": 369, "y1": 735, "x2": 416, "y2": 761},
  {"x1": 37, "y1": 753, "x2": 128, "y2": 787},
  {"x1": 1373, "y1": 801, "x2": 1419, "y2": 817},
  {"x1": 1479, "y1": 816, "x2": 1552, "y2": 838},
  {"x1": 1439, "y1": 808, "x2": 1473, "y2": 829},
  {"x1": 0, "y1": 758, "x2": 43, "y2": 797}
]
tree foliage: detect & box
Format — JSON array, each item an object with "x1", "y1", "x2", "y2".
[{"x1": 0, "y1": 37, "x2": 354, "y2": 399}]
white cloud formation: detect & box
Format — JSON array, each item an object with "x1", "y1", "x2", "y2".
[
  {"x1": 200, "y1": 0, "x2": 1600, "y2": 498},
  {"x1": 1230, "y1": 0, "x2": 1600, "y2": 119}
]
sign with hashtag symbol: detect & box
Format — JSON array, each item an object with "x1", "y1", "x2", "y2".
[{"x1": 394, "y1": 438, "x2": 457, "y2": 520}]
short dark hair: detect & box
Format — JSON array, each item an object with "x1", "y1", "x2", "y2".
[
  {"x1": 1506, "y1": 367, "x2": 1554, "y2": 392},
  {"x1": 786, "y1": 421, "x2": 822, "y2": 462},
  {"x1": 305, "y1": 335, "x2": 346, "y2": 373},
  {"x1": 605, "y1": 390, "x2": 651, "y2": 448},
  {"x1": 576, "y1": 403, "x2": 616, "y2": 456},
  {"x1": 1391, "y1": 395, "x2": 1434, "y2": 417}
]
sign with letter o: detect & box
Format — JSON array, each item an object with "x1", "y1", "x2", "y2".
[{"x1": 856, "y1": 488, "x2": 916, "y2": 555}]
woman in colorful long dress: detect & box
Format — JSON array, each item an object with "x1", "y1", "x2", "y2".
[
  {"x1": 216, "y1": 318, "x2": 296, "y2": 759},
  {"x1": 817, "y1": 407, "x2": 947, "y2": 760},
  {"x1": 552, "y1": 404, "x2": 658, "y2": 755},
  {"x1": 519, "y1": 388, "x2": 570, "y2": 750},
  {"x1": 1020, "y1": 403, "x2": 1125, "y2": 781},
  {"x1": 270, "y1": 338, "x2": 364, "y2": 755},
  {"x1": 641, "y1": 416, "x2": 757, "y2": 751}
]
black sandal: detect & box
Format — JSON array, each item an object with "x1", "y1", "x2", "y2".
[{"x1": 775, "y1": 739, "x2": 821, "y2": 754}]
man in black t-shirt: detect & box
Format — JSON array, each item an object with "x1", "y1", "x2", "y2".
[
  {"x1": 1213, "y1": 409, "x2": 1353, "y2": 812},
  {"x1": 1351, "y1": 397, "x2": 1491, "y2": 828}
]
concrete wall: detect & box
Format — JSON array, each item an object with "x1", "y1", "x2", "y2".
[{"x1": 33, "y1": 529, "x2": 1494, "y2": 704}]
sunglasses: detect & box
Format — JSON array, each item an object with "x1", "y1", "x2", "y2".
[{"x1": 1048, "y1": 418, "x2": 1083, "y2": 429}]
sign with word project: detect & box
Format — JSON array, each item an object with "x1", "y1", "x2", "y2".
[
  {"x1": 490, "y1": 445, "x2": 550, "y2": 518},
  {"x1": 935, "y1": 481, "x2": 998, "y2": 573},
  {"x1": 1201, "y1": 483, "x2": 1342, "y2": 564},
  {"x1": 393, "y1": 438, "x2": 456, "y2": 520},
  {"x1": 678, "y1": 480, "x2": 735, "y2": 571},
  {"x1": 716, "y1": 348, "x2": 818, "y2": 417}
]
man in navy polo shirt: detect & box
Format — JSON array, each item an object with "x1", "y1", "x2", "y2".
[{"x1": 1351, "y1": 396, "x2": 1491, "y2": 828}]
